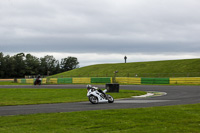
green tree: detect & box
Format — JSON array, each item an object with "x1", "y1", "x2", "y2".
[
  {"x1": 39, "y1": 55, "x2": 59, "y2": 75},
  {"x1": 60, "y1": 56, "x2": 79, "y2": 72},
  {"x1": 0, "y1": 52, "x2": 4, "y2": 78},
  {"x1": 25, "y1": 54, "x2": 40, "y2": 76},
  {"x1": 1, "y1": 54, "x2": 15, "y2": 78},
  {"x1": 12, "y1": 53, "x2": 26, "y2": 78},
  {"x1": 53, "y1": 61, "x2": 61, "y2": 74},
  {"x1": 0, "y1": 52, "x2": 79, "y2": 78}
]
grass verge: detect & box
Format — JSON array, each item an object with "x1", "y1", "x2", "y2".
[
  {"x1": 0, "y1": 81, "x2": 32, "y2": 85},
  {"x1": 0, "y1": 104, "x2": 200, "y2": 132},
  {"x1": 0, "y1": 88, "x2": 146, "y2": 106}
]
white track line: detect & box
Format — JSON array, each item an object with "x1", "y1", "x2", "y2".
[{"x1": 132, "y1": 93, "x2": 154, "y2": 98}]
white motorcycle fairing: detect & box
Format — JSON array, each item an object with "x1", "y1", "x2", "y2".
[{"x1": 87, "y1": 87, "x2": 114, "y2": 104}]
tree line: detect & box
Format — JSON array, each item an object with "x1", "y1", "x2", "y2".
[{"x1": 0, "y1": 52, "x2": 79, "y2": 78}]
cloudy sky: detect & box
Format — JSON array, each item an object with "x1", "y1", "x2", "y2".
[{"x1": 1, "y1": 0, "x2": 200, "y2": 67}]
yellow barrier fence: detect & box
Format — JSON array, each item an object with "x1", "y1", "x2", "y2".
[
  {"x1": 49, "y1": 78, "x2": 58, "y2": 84},
  {"x1": 0, "y1": 79, "x2": 14, "y2": 81},
  {"x1": 17, "y1": 79, "x2": 21, "y2": 83},
  {"x1": 73, "y1": 78, "x2": 91, "y2": 84},
  {"x1": 42, "y1": 78, "x2": 47, "y2": 84},
  {"x1": 170, "y1": 77, "x2": 200, "y2": 84},
  {"x1": 116, "y1": 77, "x2": 141, "y2": 84},
  {"x1": 26, "y1": 79, "x2": 34, "y2": 84}
]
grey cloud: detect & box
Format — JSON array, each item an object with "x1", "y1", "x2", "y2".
[
  {"x1": 1, "y1": 37, "x2": 199, "y2": 54},
  {"x1": 1, "y1": 0, "x2": 200, "y2": 55}
]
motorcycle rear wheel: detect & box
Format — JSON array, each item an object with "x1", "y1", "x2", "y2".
[{"x1": 89, "y1": 95, "x2": 98, "y2": 104}]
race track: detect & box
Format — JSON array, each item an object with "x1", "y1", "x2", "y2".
[{"x1": 0, "y1": 85, "x2": 200, "y2": 116}]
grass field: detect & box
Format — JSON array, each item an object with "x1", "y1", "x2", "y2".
[
  {"x1": 0, "y1": 81, "x2": 31, "y2": 85},
  {"x1": 0, "y1": 104, "x2": 200, "y2": 133},
  {"x1": 50, "y1": 58, "x2": 200, "y2": 78},
  {"x1": 0, "y1": 88, "x2": 146, "y2": 106}
]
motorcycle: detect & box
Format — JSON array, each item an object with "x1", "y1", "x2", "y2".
[
  {"x1": 34, "y1": 78, "x2": 41, "y2": 85},
  {"x1": 87, "y1": 85, "x2": 114, "y2": 104}
]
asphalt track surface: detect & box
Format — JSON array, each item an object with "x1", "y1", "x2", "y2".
[{"x1": 0, "y1": 85, "x2": 200, "y2": 116}]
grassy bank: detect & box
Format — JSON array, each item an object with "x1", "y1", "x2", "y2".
[
  {"x1": 0, "y1": 88, "x2": 146, "y2": 106},
  {"x1": 50, "y1": 58, "x2": 200, "y2": 78},
  {"x1": 0, "y1": 104, "x2": 200, "y2": 132}
]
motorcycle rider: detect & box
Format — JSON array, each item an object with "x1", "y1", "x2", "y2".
[
  {"x1": 86, "y1": 84, "x2": 107, "y2": 98},
  {"x1": 86, "y1": 84, "x2": 92, "y2": 92},
  {"x1": 34, "y1": 75, "x2": 42, "y2": 85},
  {"x1": 37, "y1": 75, "x2": 42, "y2": 82}
]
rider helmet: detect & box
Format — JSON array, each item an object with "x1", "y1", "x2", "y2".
[{"x1": 86, "y1": 84, "x2": 92, "y2": 89}]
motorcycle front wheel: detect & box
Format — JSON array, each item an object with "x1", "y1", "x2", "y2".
[
  {"x1": 89, "y1": 95, "x2": 98, "y2": 104},
  {"x1": 34, "y1": 81, "x2": 36, "y2": 85},
  {"x1": 107, "y1": 95, "x2": 114, "y2": 103}
]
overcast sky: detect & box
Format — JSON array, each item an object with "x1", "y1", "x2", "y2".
[{"x1": 1, "y1": 0, "x2": 200, "y2": 67}]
